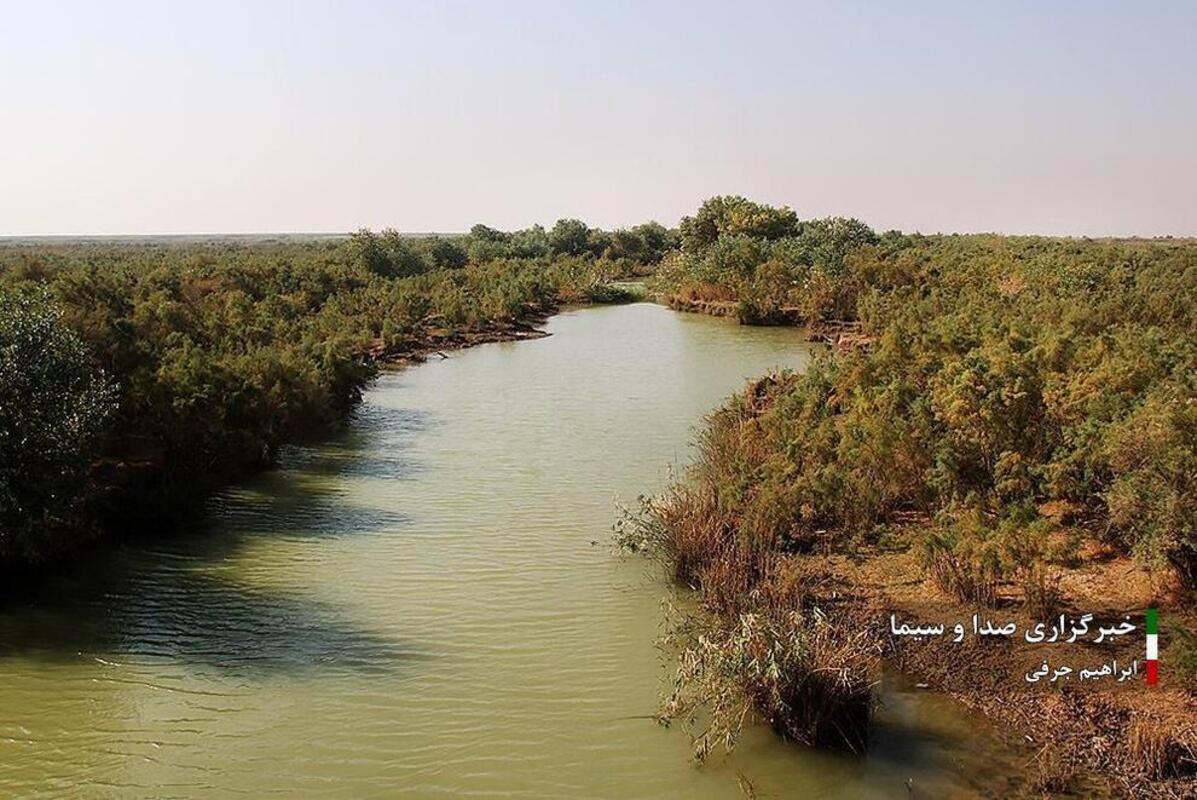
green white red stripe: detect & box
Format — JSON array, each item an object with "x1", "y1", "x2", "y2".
[{"x1": 1146, "y1": 608, "x2": 1159, "y2": 685}]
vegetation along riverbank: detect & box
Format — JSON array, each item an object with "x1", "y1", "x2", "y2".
[
  {"x1": 624, "y1": 196, "x2": 1197, "y2": 797},
  {"x1": 0, "y1": 219, "x2": 672, "y2": 573}
]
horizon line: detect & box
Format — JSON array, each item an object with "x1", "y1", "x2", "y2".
[{"x1": 2, "y1": 229, "x2": 1196, "y2": 244}]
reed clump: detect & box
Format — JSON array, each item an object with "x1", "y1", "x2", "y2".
[
  {"x1": 661, "y1": 601, "x2": 879, "y2": 761},
  {"x1": 620, "y1": 375, "x2": 882, "y2": 759}
]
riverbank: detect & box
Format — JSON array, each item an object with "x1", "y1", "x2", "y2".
[
  {"x1": 631, "y1": 488, "x2": 1197, "y2": 798},
  {"x1": 0, "y1": 297, "x2": 570, "y2": 598},
  {"x1": 629, "y1": 363, "x2": 1196, "y2": 796},
  {"x1": 2, "y1": 279, "x2": 655, "y2": 596},
  {"x1": 367, "y1": 283, "x2": 649, "y2": 369},
  {"x1": 368, "y1": 303, "x2": 555, "y2": 367},
  {"x1": 0, "y1": 228, "x2": 650, "y2": 572},
  {"x1": 802, "y1": 542, "x2": 1196, "y2": 797},
  {"x1": 659, "y1": 290, "x2": 876, "y2": 352},
  {"x1": 633, "y1": 198, "x2": 1196, "y2": 796}
]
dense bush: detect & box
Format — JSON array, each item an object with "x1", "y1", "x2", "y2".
[
  {"x1": 678, "y1": 195, "x2": 800, "y2": 252},
  {"x1": 656, "y1": 196, "x2": 879, "y2": 323},
  {"x1": 0, "y1": 223, "x2": 669, "y2": 566},
  {"x1": 466, "y1": 219, "x2": 676, "y2": 272},
  {"x1": 649, "y1": 201, "x2": 1196, "y2": 583},
  {"x1": 629, "y1": 196, "x2": 1196, "y2": 758},
  {"x1": 0, "y1": 287, "x2": 116, "y2": 561}
]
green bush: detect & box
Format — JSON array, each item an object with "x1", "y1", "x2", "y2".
[
  {"x1": 0, "y1": 287, "x2": 115, "y2": 561},
  {"x1": 655, "y1": 216, "x2": 1197, "y2": 581},
  {"x1": 1, "y1": 228, "x2": 666, "y2": 565}
]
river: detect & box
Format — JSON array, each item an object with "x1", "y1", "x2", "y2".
[{"x1": 0, "y1": 303, "x2": 1021, "y2": 798}]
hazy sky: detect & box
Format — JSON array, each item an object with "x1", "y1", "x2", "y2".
[{"x1": 2, "y1": 1, "x2": 1195, "y2": 236}]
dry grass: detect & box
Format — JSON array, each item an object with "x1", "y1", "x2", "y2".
[
  {"x1": 614, "y1": 482, "x2": 730, "y2": 590},
  {"x1": 1027, "y1": 745, "x2": 1076, "y2": 796},
  {"x1": 921, "y1": 543, "x2": 1001, "y2": 607},
  {"x1": 1128, "y1": 718, "x2": 1197, "y2": 779},
  {"x1": 660, "y1": 599, "x2": 880, "y2": 762},
  {"x1": 1020, "y1": 564, "x2": 1063, "y2": 620},
  {"x1": 622, "y1": 456, "x2": 882, "y2": 762}
]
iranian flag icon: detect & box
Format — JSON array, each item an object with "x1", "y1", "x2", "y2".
[{"x1": 1146, "y1": 608, "x2": 1159, "y2": 686}]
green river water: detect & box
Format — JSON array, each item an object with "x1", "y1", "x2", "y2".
[{"x1": 0, "y1": 303, "x2": 1024, "y2": 798}]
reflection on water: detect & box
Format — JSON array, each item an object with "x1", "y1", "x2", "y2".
[{"x1": 0, "y1": 304, "x2": 1027, "y2": 798}]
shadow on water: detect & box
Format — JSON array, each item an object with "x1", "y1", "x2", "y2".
[
  {"x1": 0, "y1": 403, "x2": 430, "y2": 678},
  {"x1": 210, "y1": 482, "x2": 414, "y2": 541},
  {"x1": 279, "y1": 402, "x2": 433, "y2": 483},
  {"x1": 0, "y1": 560, "x2": 421, "y2": 677},
  {"x1": 858, "y1": 676, "x2": 1033, "y2": 797}
]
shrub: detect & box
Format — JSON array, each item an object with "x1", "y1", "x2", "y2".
[
  {"x1": 0, "y1": 287, "x2": 115, "y2": 561},
  {"x1": 1105, "y1": 388, "x2": 1197, "y2": 581},
  {"x1": 918, "y1": 522, "x2": 1002, "y2": 607},
  {"x1": 661, "y1": 603, "x2": 880, "y2": 761}
]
